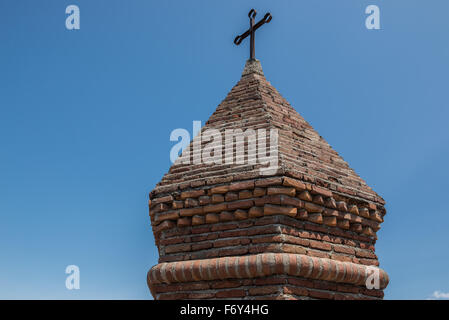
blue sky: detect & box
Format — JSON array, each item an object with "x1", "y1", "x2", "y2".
[{"x1": 0, "y1": 0, "x2": 448, "y2": 299}]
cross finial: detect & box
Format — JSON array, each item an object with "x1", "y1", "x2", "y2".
[{"x1": 234, "y1": 9, "x2": 272, "y2": 60}]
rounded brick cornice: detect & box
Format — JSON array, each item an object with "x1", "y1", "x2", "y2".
[{"x1": 147, "y1": 253, "x2": 389, "y2": 296}]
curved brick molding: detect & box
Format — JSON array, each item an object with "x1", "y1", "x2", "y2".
[{"x1": 147, "y1": 253, "x2": 389, "y2": 295}]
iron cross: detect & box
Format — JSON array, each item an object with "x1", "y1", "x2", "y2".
[{"x1": 234, "y1": 9, "x2": 272, "y2": 60}]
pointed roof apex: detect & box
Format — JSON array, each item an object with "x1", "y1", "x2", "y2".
[{"x1": 242, "y1": 59, "x2": 264, "y2": 77}]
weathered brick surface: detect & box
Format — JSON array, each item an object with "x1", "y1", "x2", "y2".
[
  {"x1": 147, "y1": 59, "x2": 388, "y2": 299},
  {"x1": 147, "y1": 254, "x2": 388, "y2": 300}
]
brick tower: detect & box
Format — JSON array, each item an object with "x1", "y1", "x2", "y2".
[{"x1": 147, "y1": 59, "x2": 389, "y2": 300}]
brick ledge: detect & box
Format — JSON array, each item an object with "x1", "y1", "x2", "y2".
[{"x1": 147, "y1": 253, "x2": 389, "y2": 296}]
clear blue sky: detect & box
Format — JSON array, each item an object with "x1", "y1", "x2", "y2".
[{"x1": 1, "y1": 0, "x2": 448, "y2": 299}]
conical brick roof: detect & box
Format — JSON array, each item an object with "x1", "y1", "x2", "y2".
[{"x1": 152, "y1": 59, "x2": 384, "y2": 205}]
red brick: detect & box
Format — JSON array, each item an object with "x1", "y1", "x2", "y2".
[
  {"x1": 323, "y1": 216, "x2": 337, "y2": 227},
  {"x1": 308, "y1": 249, "x2": 329, "y2": 258},
  {"x1": 211, "y1": 194, "x2": 224, "y2": 203},
  {"x1": 304, "y1": 202, "x2": 324, "y2": 213},
  {"x1": 252, "y1": 235, "x2": 283, "y2": 244},
  {"x1": 267, "y1": 187, "x2": 296, "y2": 196},
  {"x1": 254, "y1": 194, "x2": 281, "y2": 206},
  {"x1": 239, "y1": 190, "x2": 253, "y2": 199},
  {"x1": 158, "y1": 292, "x2": 188, "y2": 300},
  {"x1": 323, "y1": 208, "x2": 339, "y2": 217},
  {"x1": 234, "y1": 209, "x2": 248, "y2": 220},
  {"x1": 337, "y1": 219, "x2": 350, "y2": 229},
  {"x1": 229, "y1": 180, "x2": 254, "y2": 191},
  {"x1": 337, "y1": 285, "x2": 359, "y2": 294},
  {"x1": 334, "y1": 245, "x2": 356, "y2": 255},
  {"x1": 225, "y1": 192, "x2": 238, "y2": 202},
  {"x1": 283, "y1": 244, "x2": 307, "y2": 254},
  {"x1": 331, "y1": 253, "x2": 352, "y2": 262},
  {"x1": 253, "y1": 217, "x2": 279, "y2": 227},
  {"x1": 280, "y1": 195, "x2": 303, "y2": 208},
  {"x1": 298, "y1": 190, "x2": 312, "y2": 202},
  {"x1": 210, "y1": 185, "x2": 229, "y2": 194},
  {"x1": 227, "y1": 199, "x2": 254, "y2": 210},
  {"x1": 355, "y1": 249, "x2": 377, "y2": 259},
  {"x1": 172, "y1": 200, "x2": 184, "y2": 209},
  {"x1": 215, "y1": 289, "x2": 246, "y2": 298},
  {"x1": 180, "y1": 190, "x2": 205, "y2": 199},
  {"x1": 249, "y1": 244, "x2": 282, "y2": 254},
  {"x1": 184, "y1": 198, "x2": 199, "y2": 208},
  {"x1": 264, "y1": 204, "x2": 297, "y2": 217},
  {"x1": 211, "y1": 280, "x2": 242, "y2": 289},
  {"x1": 311, "y1": 185, "x2": 333, "y2": 197},
  {"x1": 282, "y1": 177, "x2": 306, "y2": 190},
  {"x1": 349, "y1": 205, "x2": 359, "y2": 215},
  {"x1": 152, "y1": 195, "x2": 174, "y2": 204},
  {"x1": 253, "y1": 187, "x2": 266, "y2": 197},
  {"x1": 297, "y1": 209, "x2": 308, "y2": 220},
  {"x1": 247, "y1": 225, "x2": 279, "y2": 236},
  {"x1": 325, "y1": 197, "x2": 337, "y2": 209},
  {"x1": 180, "y1": 207, "x2": 203, "y2": 217},
  {"x1": 190, "y1": 180, "x2": 205, "y2": 188},
  {"x1": 192, "y1": 215, "x2": 205, "y2": 226},
  {"x1": 254, "y1": 277, "x2": 285, "y2": 285},
  {"x1": 359, "y1": 207, "x2": 370, "y2": 218},
  {"x1": 191, "y1": 242, "x2": 212, "y2": 251},
  {"x1": 308, "y1": 290, "x2": 335, "y2": 300},
  {"x1": 308, "y1": 213, "x2": 323, "y2": 224},
  {"x1": 191, "y1": 226, "x2": 210, "y2": 234},
  {"x1": 198, "y1": 196, "x2": 210, "y2": 206},
  {"x1": 248, "y1": 207, "x2": 264, "y2": 218},
  {"x1": 337, "y1": 201, "x2": 348, "y2": 212},
  {"x1": 314, "y1": 282, "x2": 337, "y2": 291},
  {"x1": 219, "y1": 247, "x2": 248, "y2": 256},
  {"x1": 219, "y1": 211, "x2": 234, "y2": 222},
  {"x1": 204, "y1": 203, "x2": 227, "y2": 213},
  {"x1": 188, "y1": 292, "x2": 214, "y2": 299},
  {"x1": 165, "y1": 243, "x2": 191, "y2": 254},
  {"x1": 211, "y1": 223, "x2": 237, "y2": 232},
  {"x1": 350, "y1": 223, "x2": 363, "y2": 233},
  {"x1": 313, "y1": 195, "x2": 324, "y2": 205},
  {"x1": 214, "y1": 238, "x2": 241, "y2": 248},
  {"x1": 286, "y1": 278, "x2": 312, "y2": 288},
  {"x1": 155, "y1": 211, "x2": 179, "y2": 223},
  {"x1": 284, "y1": 235, "x2": 309, "y2": 246},
  {"x1": 249, "y1": 286, "x2": 280, "y2": 296},
  {"x1": 153, "y1": 220, "x2": 175, "y2": 232},
  {"x1": 160, "y1": 237, "x2": 186, "y2": 246},
  {"x1": 283, "y1": 286, "x2": 308, "y2": 297},
  {"x1": 205, "y1": 213, "x2": 220, "y2": 224},
  {"x1": 255, "y1": 177, "x2": 282, "y2": 187}
]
